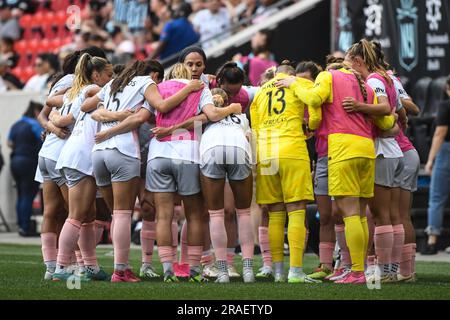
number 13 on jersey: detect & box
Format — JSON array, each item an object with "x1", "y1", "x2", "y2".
[{"x1": 266, "y1": 88, "x2": 286, "y2": 116}]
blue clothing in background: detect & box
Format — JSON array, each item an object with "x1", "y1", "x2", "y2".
[{"x1": 159, "y1": 18, "x2": 200, "y2": 60}]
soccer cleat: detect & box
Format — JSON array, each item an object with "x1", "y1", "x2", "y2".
[
  {"x1": 111, "y1": 269, "x2": 141, "y2": 283},
  {"x1": 140, "y1": 265, "x2": 161, "y2": 279},
  {"x1": 215, "y1": 272, "x2": 230, "y2": 283},
  {"x1": 66, "y1": 264, "x2": 77, "y2": 274},
  {"x1": 274, "y1": 273, "x2": 286, "y2": 283},
  {"x1": 397, "y1": 273, "x2": 415, "y2": 282},
  {"x1": 334, "y1": 271, "x2": 366, "y2": 284},
  {"x1": 364, "y1": 264, "x2": 376, "y2": 279},
  {"x1": 288, "y1": 271, "x2": 322, "y2": 284},
  {"x1": 307, "y1": 265, "x2": 332, "y2": 280},
  {"x1": 173, "y1": 262, "x2": 190, "y2": 278},
  {"x1": 243, "y1": 267, "x2": 255, "y2": 283},
  {"x1": 52, "y1": 270, "x2": 90, "y2": 282},
  {"x1": 202, "y1": 263, "x2": 219, "y2": 278},
  {"x1": 228, "y1": 265, "x2": 241, "y2": 278},
  {"x1": 189, "y1": 270, "x2": 209, "y2": 283},
  {"x1": 163, "y1": 271, "x2": 180, "y2": 283},
  {"x1": 365, "y1": 273, "x2": 392, "y2": 284},
  {"x1": 328, "y1": 267, "x2": 351, "y2": 282},
  {"x1": 86, "y1": 267, "x2": 111, "y2": 281},
  {"x1": 256, "y1": 266, "x2": 273, "y2": 279},
  {"x1": 44, "y1": 269, "x2": 54, "y2": 281}
]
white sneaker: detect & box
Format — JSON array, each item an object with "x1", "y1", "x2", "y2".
[
  {"x1": 243, "y1": 267, "x2": 255, "y2": 283},
  {"x1": 228, "y1": 265, "x2": 241, "y2": 278},
  {"x1": 202, "y1": 264, "x2": 219, "y2": 278},
  {"x1": 215, "y1": 272, "x2": 230, "y2": 283},
  {"x1": 365, "y1": 264, "x2": 376, "y2": 278},
  {"x1": 140, "y1": 265, "x2": 160, "y2": 278},
  {"x1": 274, "y1": 272, "x2": 285, "y2": 283},
  {"x1": 66, "y1": 264, "x2": 77, "y2": 274}
]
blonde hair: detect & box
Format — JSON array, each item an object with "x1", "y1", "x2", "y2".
[
  {"x1": 67, "y1": 53, "x2": 109, "y2": 101},
  {"x1": 166, "y1": 63, "x2": 192, "y2": 80},
  {"x1": 346, "y1": 38, "x2": 392, "y2": 86},
  {"x1": 211, "y1": 88, "x2": 228, "y2": 108},
  {"x1": 260, "y1": 66, "x2": 276, "y2": 85}
]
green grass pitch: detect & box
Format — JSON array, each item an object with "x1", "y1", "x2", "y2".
[{"x1": 0, "y1": 243, "x2": 450, "y2": 300}]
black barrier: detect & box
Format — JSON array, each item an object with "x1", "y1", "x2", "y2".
[{"x1": 332, "y1": 0, "x2": 450, "y2": 84}]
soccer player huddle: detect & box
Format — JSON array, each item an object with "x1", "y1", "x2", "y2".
[{"x1": 36, "y1": 39, "x2": 419, "y2": 285}]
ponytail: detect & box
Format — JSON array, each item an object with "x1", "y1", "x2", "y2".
[
  {"x1": 346, "y1": 38, "x2": 392, "y2": 86},
  {"x1": 216, "y1": 61, "x2": 244, "y2": 85}
]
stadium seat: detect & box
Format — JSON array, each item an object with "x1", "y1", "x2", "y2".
[
  {"x1": 411, "y1": 77, "x2": 432, "y2": 115},
  {"x1": 19, "y1": 14, "x2": 33, "y2": 40},
  {"x1": 423, "y1": 77, "x2": 447, "y2": 118}
]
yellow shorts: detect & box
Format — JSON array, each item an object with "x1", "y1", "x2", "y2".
[
  {"x1": 256, "y1": 158, "x2": 314, "y2": 204},
  {"x1": 328, "y1": 157, "x2": 375, "y2": 198}
]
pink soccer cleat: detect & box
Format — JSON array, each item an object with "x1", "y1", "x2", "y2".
[
  {"x1": 334, "y1": 271, "x2": 366, "y2": 284},
  {"x1": 174, "y1": 263, "x2": 190, "y2": 278},
  {"x1": 111, "y1": 269, "x2": 141, "y2": 283}
]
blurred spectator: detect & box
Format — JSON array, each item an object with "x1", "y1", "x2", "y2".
[
  {"x1": 150, "y1": 2, "x2": 200, "y2": 60},
  {"x1": 150, "y1": 0, "x2": 171, "y2": 38},
  {"x1": 7, "y1": 101, "x2": 44, "y2": 237},
  {"x1": 108, "y1": 26, "x2": 135, "y2": 64},
  {"x1": 0, "y1": 36, "x2": 18, "y2": 68},
  {"x1": 234, "y1": 29, "x2": 277, "y2": 86},
  {"x1": 192, "y1": 0, "x2": 230, "y2": 49},
  {"x1": 238, "y1": 0, "x2": 257, "y2": 26},
  {"x1": 224, "y1": 0, "x2": 246, "y2": 25},
  {"x1": 253, "y1": 0, "x2": 279, "y2": 24},
  {"x1": 24, "y1": 53, "x2": 60, "y2": 93},
  {"x1": 88, "y1": 33, "x2": 107, "y2": 49},
  {"x1": 0, "y1": 2, "x2": 20, "y2": 40},
  {"x1": 127, "y1": 0, "x2": 148, "y2": 34},
  {"x1": 0, "y1": 55, "x2": 22, "y2": 90},
  {"x1": 423, "y1": 75, "x2": 450, "y2": 254},
  {"x1": 189, "y1": 0, "x2": 205, "y2": 23}
]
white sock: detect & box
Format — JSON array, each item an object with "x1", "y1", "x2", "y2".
[
  {"x1": 290, "y1": 267, "x2": 304, "y2": 275},
  {"x1": 162, "y1": 262, "x2": 173, "y2": 273},
  {"x1": 274, "y1": 262, "x2": 284, "y2": 274},
  {"x1": 55, "y1": 264, "x2": 65, "y2": 273},
  {"x1": 141, "y1": 262, "x2": 152, "y2": 270},
  {"x1": 115, "y1": 263, "x2": 127, "y2": 271},
  {"x1": 45, "y1": 261, "x2": 56, "y2": 272},
  {"x1": 86, "y1": 265, "x2": 100, "y2": 274}
]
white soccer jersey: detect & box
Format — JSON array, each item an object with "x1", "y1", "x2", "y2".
[
  {"x1": 49, "y1": 74, "x2": 75, "y2": 97},
  {"x1": 367, "y1": 78, "x2": 403, "y2": 159},
  {"x1": 92, "y1": 76, "x2": 154, "y2": 159},
  {"x1": 38, "y1": 87, "x2": 84, "y2": 161},
  {"x1": 200, "y1": 113, "x2": 252, "y2": 163},
  {"x1": 56, "y1": 84, "x2": 99, "y2": 175}
]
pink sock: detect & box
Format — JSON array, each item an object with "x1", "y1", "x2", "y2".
[
  {"x1": 392, "y1": 224, "x2": 405, "y2": 264},
  {"x1": 141, "y1": 220, "x2": 156, "y2": 264},
  {"x1": 188, "y1": 245, "x2": 203, "y2": 267},
  {"x1": 79, "y1": 222, "x2": 97, "y2": 266},
  {"x1": 227, "y1": 249, "x2": 235, "y2": 266},
  {"x1": 374, "y1": 225, "x2": 394, "y2": 265},
  {"x1": 179, "y1": 220, "x2": 188, "y2": 264},
  {"x1": 209, "y1": 209, "x2": 227, "y2": 261},
  {"x1": 41, "y1": 232, "x2": 57, "y2": 263},
  {"x1": 158, "y1": 246, "x2": 174, "y2": 263},
  {"x1": 236, "y1": 208, "x2": 254, "y2": 260},
  {"x1": 335, "y1": 224, "x2": 351, "y2": 267},
  {"x1": 366, "y1": 208, "x2": 375, "y2": 255},
  {"x1": 171, "y1": 217, "x2": 179, "y2": 261},
  {"x1": 399, "y1": 243, "x2": 414, "y2": 276},
  {"x1": 201, "y1": 251, "x2": 214, "y2": 265},
  {"x1": 75, "y1": 250, "x2": 84, "y2": 267},
  {"x1": 319, "y1": 242, "x2": 334, "y2": 270},
  {"x1": 112, "y1": 210, "x2": 132, "y2": 266},
  {"x1": 57, "y1": 219, "x2": 82, "y2": 267},
  {"x1": 95, "y1": 220, "x2": 108, "y2": 245},
  {"x1": 411, "y1": 243, "x2": 417, "y2": 274},
  {"x1": 258, "y1": 226, "x2": 272, "y2": 267},
  {"x1": 367, "y1": 255, "x2": 376, "y2": 267},
  {"x1": 110, "y1": 215, "x2": 115, "y2": 241}
]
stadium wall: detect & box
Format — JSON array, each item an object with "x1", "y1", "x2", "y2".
[{"x1": 0, "y1": 92, "x2": 43, "y2": 229}]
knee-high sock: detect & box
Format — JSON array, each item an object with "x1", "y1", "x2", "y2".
[
  {"x1": 360, "y1": 216, "x2": 369, "y2": 260},
  {"x1": 411, "y1": 243, "x2": 417, "y2": 274},
  {"x1": 188, "y1": 245, "x2": 203, "y2": 268},
  {"x1": 227, "y1": 249, "x2": 235, "y2": 266},
  {"x1": 335, "y1": 224, "x2": 351, "y2": 267},
  {"x1": 209, "y1": 209, "x2": 227, "y2": 261},
  {"x1": 366, "y1": 209, "x2": 376, "y2": 256},
  {"x1": 319, "y1": 242, "x2": 334, "y2": 270},
  {"x1": 268, "y1": 211, "x2": 286, "y2": 263},
  {"x1": 374, "y1": 225, "x2": 394, "y2": 266},
  {"x1": 392, "y1": 224, "x2": 405, "y2": 265},
  {"x1": 171, "y1": 217, "x2": 179, "y2": 261},
  {"x1": 158, "y1": 246, "x2": 174, "y2": 263},
  {"x1": 112, "y1": 210, "x2": 132, "y2": 266},
  {"x1": 79, "y1": 222, "x2": 97, "y2": 266},
  {"x1": 95, "y1": 220, "x2": 109, "y2": 245},
  {"x1": 258, "y1": 226, "x2": 272, "y2": 267},
  {"x1": 57, "y1": 219, "x2": 82, "y2": 267},
  {"x1": 179, "y1": 220, "x2": 188, "y2": 264},
  {"x1": 236, "y1": 208, "x2": 254, "y2": 261},
  {"x1": 110, "y1": 215, "x2": 115, "y2": 241},
  {"x1": 141, "y1": 220, "x2": 156, "y2": 264},
  {"x1": 399, "y1": 243, "x2": 414, "y2": 276},
  {"x1": 75, "y1": 250, "x2": 84, "y2": 267},
  {"x1": 287, "y1": 210, "x2": 306, "y2": 268},
  {"x1": 41, "y1": 232, "x2": 57, "y2": 263},
  {"x1": 343, "y1": 215, "x2": 365, "y2": 272}
]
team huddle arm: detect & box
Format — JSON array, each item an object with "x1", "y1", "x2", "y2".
[
  {"x1": 144, "y1": 81, "x2": 204, "y2": 114},
  {"x1": 343, "y1": 95, "x2": 391, "y2": 116},
  {"x1": 152, "y1": 114, "x2": 208, "y2": 139},
  {"x1": 81, "y1": 95, "x2": 101, "y2": 113},
  {"x1": 91, "y1": 107, "x2": 133, "y2": 122},
  {"x1": 202, "y1": 103, "x2": 242, "y2": 122},
  {"x1": 46, "y1": 95, "x2": 64, "y2": 109},
  {"x1": 49, "y1": 111, "x2": 75, "y2": 128},
  {"x1": 94, "y1": 108, "x2": 151, "y2": 143},
  {"x1": 401, "y1": 98, "x2": 420, "y2": 116},
  {"x1": 307, "y1": 105, "x2": 322, "y2": 131}
]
